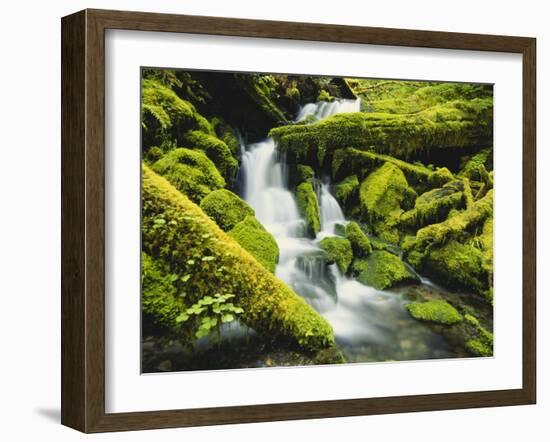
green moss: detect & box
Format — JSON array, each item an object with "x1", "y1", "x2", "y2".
[
  {"x1": 296, "y1": 164, "x2": 315, "y2": 183},
  {"x1": 270, "y1": 98, "x2": 493, "y2": 166},
  {"x1": 352, "y1": 250, "x2": 418, "y2": 290},
  {"x1": 359, "y1": 162, "x2": 416, "y2": 243},
  {"x1": 424, "y1": 240, "x2": 487, "y2": 294},
  {"x1": 333, "y1": 148, "x2": 434, "y2": 192},
  {"x1": 211, "y1": 116, "x2": 241, "y2": 157},
  {"x1": 466, "y1": 339, "x2": 492, "y2": 357},
  {"x1": 151, "y1": 148, "x2": 225, "y2": 203},
  {"x1": 317, "y1": 89, "x2": 334, "y2": 102},
  {"x1": 141, "y1": 252, "x2": 185, "y2": 329},
  {"x1": 334, "y1": 175, "x2": 359, "y2": 210},
  {"x1": 406, "y1": 300, "x2": 463, "y2": 325},
  {"x1": 428, "y1": 167, "x2": 454, "y2": 188},
  {"x1": 228, "y1": 216, "x2": 279, "y2": 273},
  {"x1": 199, "y1": 189, "x2": 255, "y2": 231},
  {"x1": 141, "y1": 78, "x2": 214, "y2": 150},
  {"x1": 182, "y1": 130, "x2": 238, "y2": 180},
  {"x1": 414, "y1": 189, "x2": 493, "y2": 251},
  {"x1": 296, "y1": 182, "x2": 321, "y2": 236},
  {"x1": 142, "y1": 165, "x2": 335, "y2": 351},
  {"x1": 145, "y1": 146, "x2": 164, "y2": 164},
  {"x1": 399, "y1": 181, "x2": 464, "y2": 230},
  {"x1": 345, "y1": 221, "x2": 372, "y2": 257},
  {"x1": 319, "y1": 237, "x2": 353, "y2": 274},
  {"x1": 459, "y1": 148, "x2": 493, "y2": 181}
]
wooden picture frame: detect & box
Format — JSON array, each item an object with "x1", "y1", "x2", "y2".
[{"x1": 61, "y1": 8, "x2": 536, "y2": 433}]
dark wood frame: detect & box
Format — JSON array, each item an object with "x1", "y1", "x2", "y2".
[{"x1": 61, "y1": 8, "x2": 537, "y2": 433}]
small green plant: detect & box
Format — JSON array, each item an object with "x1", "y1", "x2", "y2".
[{"x1": 175, "y1": 293, "x2": 244, "y2": 340}]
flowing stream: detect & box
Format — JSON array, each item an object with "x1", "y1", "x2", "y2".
[{"x1": 240, "y1": 99, "x2": 456, "y2": 362}]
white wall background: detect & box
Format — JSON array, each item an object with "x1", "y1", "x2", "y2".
[{"x1": 0, "y1": 0, "x2": 546, "y2": 440}]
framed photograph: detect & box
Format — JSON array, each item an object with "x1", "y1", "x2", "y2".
[{"x1": 61, "y1": 9, "x2": 536, "y2": 433}]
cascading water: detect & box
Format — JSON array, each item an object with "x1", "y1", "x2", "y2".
[{"x1": 240, "y1": 98, "x2": 454, "y2": 362}]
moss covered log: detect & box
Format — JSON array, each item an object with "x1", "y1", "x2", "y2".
[
  {"x1": 270, "y1": 99, "x2": 493, "y2": 168},
  {"x1": 228, "y1": 215, "x2": 280, "y2": 273},
  {"x1": 142, "y1": 165, "x2": 336, "y2": 352}
]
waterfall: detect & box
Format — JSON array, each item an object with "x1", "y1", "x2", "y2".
[{"x1": 239, "y1": 97, "x2": 454, "y2": 362}]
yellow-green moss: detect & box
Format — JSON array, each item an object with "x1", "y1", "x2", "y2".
[
  {"x1": 459, "y1": 148, "x2": 493, "y2": 182},
  {"x1": 228, "y1": 215, "x2": 279, "y2": 273},
  {"x1": 345, "y1": 221, "x2": 372, "y2": 257},
  {"x1": 359, "y1": 162, "x2": 416, "y2": 244},
  {"x1": 296, "y1": 164, "x2": 315, "y2": 183},
  {"x1": 400, "y1": 181, "x2": 464, "y2": 230},
  {"x1": 270, "y1": 99, "x2": 493, "y2": 165},
  {"x1": 295, "y1": 182, "x2": 321, "y2": 236},
  {"x1": 319, "y1": 237, "x2": 353, "y2": 274},
  {"x1": 466, "y1": 339, "x2": 492, "y2": 357},
  {"x1": 141, "y1": 78, "x2": 214, "y2": 150},
  {"x1": 424, "y1": 240, "x2": 487, "y2": 294},
  {"x1": 352, "y1": 250, "x2": 417, "y2": 290},
  {"x1": 334, "y1": 175, "x2": 359, "y2": 210},
  {"x1": 182, "y1": 130, "x2": 238, "y2": 180},
  {"x1": 406, "y1": 300, "x2": 463, "y2": 325},
  {"x1": 142, "y1": 165, "x2": 335, "y2": 351},
  {"x1": 151, "y1": 148, "x2": 225, "y2": 203},
  {"x1": 199, "y1": 189, "x2": 255, "y2": 231},
  {"x1": 414, "y1": 189, "x2": 493, "y2": 251},
  {"x1": 211, "y1": 116, "x2": 241, "y2": 157}
]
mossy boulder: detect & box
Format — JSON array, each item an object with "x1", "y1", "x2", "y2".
[
  {"x1": 423, "y1": 240, "x2": 487, "y2": 294},
  {"x1": 345, "y1": 221, "x2": 372, "y2": 257},
  {"x1": 464, "y1": 314, "x2": 493, "y2": 356},
  {"x1": 142, "y1": 165, "x2": 335, "y2": 352},
  {"x1": 295, "y1": 182, "x2": 321, "y2": 236},
  {"x1": 200, "y1": 189, "x2": 255, "y2": 232},
  {"x1": 406, "y1": 300, "x2": 463, "y2": 325},
  {"x1": 151, "y1": 148, "x2": 225, "y2": 203},
  {"x1": 141, "y1": 78, "x2": 214, "y2": 150},
  {"x1": 295, "y1": 164, "x2": 315, "y2": 183},
  {"x1": 459, "y1": 148, "x2": 493, "y2": 182},
  {"x1": 182, "y1": 130, "x2": 238, "y2": 180},
  {"x1": 352, "y1": 250, "x2": 418, "y2": 290},
  {"x1": 319, "y1": 237, "x2": 353, "y2": 274},
  {"x1": 211, "y1": 116, "x2": 241, "y2": 157},
  {"x1": 228, "y1": 216, "x2": 280, "y2": 273},
  {"x1": 359, "y1": 162, "x2": 416, "y2": 243}
]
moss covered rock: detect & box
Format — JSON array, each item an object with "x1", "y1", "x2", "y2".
[
  {"x1": 141, "y1": 78, "x2": 214, "y2": 150},
  {"x1": 151, "y1": 148, "x2": 225, "y2": 203},
  {"x1": 295, "y1": 182, "x2": 321, "y2": 236},
  {"x1": 334, "y1": 175, "x2": 359, "y2": 210},
  {"x1": 423, "y1": 240, "x2": 487, "y2": 294},
  {"x1": 464, "y1": 314, "x2": 493, "y2": 356},
  {"x1": 406, "y1": 300, "x2": 463, "y2": 325},
  {"x1": 319, "y1": 237, "x2": 353, "y2": 274},
  {"x1": 228, "y1": 215, "x2": 279, "y2": 273},
  {"x1": 345, "y1": 221, "x2": 372, "y2": 257},
  {"x1": 142, "y1": 165, "x2": 335, "y2": 352},
  {"x1": 200, "y1": 189, "x2": 255, "y2": 232},
  {"x1": 182, "y1": 130, "x2": 238, "y2": 180},
  {"x1": 359, "y1": 162, "x2": 416, "y2": 243},
  {"x1": 352, "y1": 250, "x2": 418, "y2": 290}
]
